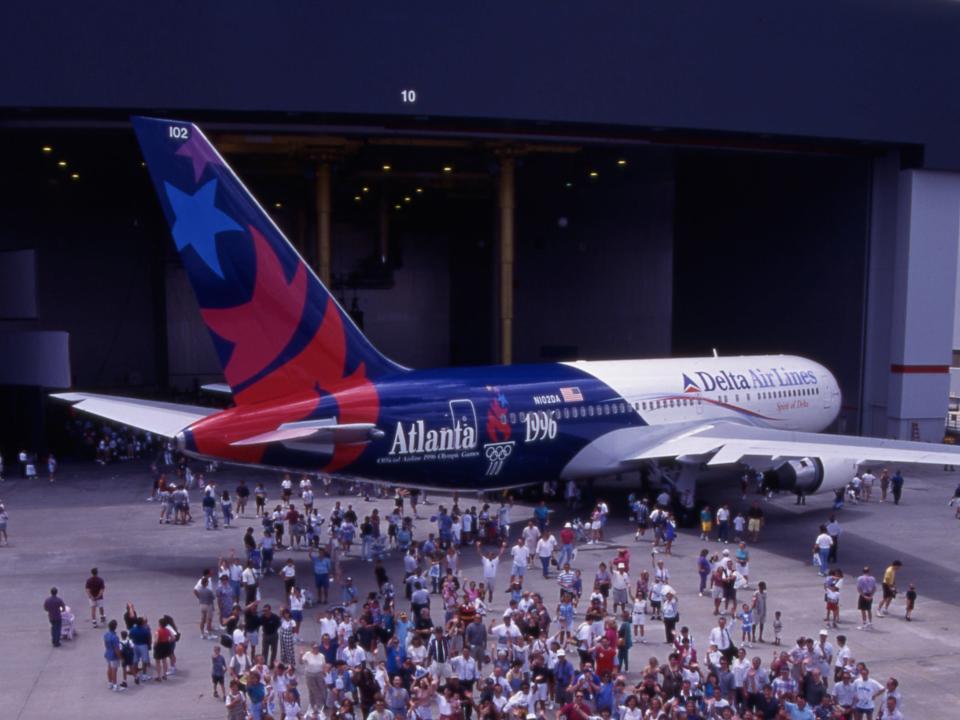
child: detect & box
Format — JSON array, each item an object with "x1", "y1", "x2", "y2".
[
  {"x1": 225, "y1": 680, "x2": 247, "y2": 720},
  {"x1": 631, "y1": 593, "x2": 647, "y2": 643},
  {"x1": 557, "y1": 593, "x2": 576, "y2": 643},
  {"x1": 905, "y1": 584, "x2": 917, "y2": 621},
  {"x1": 772, "y1": 610, "x2": 783, "y2": 646},
  {"x1": 211, "y1": 645, "x2": 226, "y2": 698},
  {"x1": 733, "y1": 512, "x2": 746, "y2": 543},
  {"x1": 736, "y1": 603, "x2": 753, "y2": 648},
  {"x1": 825, "y1": 581, "x2": 841, "y2": 628},
  {"x1": 572, "y1": 569, "x2": 584, "y2": 606},
  {"x1": 119, "y1": 630, "x2": 136, "y2": 688},
  {"x1": 429, "y1": 558, "x2": 442, "y2": 594},
  {"x1": 699, "y1": 506, "x2": 713, "y2": 541}
]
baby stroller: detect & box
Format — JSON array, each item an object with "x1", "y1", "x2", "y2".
[
  {"x1": 571, "y1": 518, "x2": 590, "y2": 544},
  {"x1": 60, "y1": 605, "x2": 77, "y2": 641}
]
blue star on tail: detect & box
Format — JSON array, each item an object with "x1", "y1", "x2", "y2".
[{"x1": 164, "y1": 179, "x2": 243, "y2": 278}]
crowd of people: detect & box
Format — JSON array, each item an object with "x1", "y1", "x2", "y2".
[{"x1": 30, "y1": 452, "x2": 930, "y2": 720}]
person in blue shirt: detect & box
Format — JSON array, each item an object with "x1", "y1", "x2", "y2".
[
  {"x1": 103, "y1": 619, "x2": 123, "y2": 692},
  {"x1": 533, "y1": 501, "x2": 550, "y2": 531},
  {"x1": 783, "y1": 697, "x2": 816, "y2": 720},
  {"x1": 308, "y1": 548, "x2": 331, "y2": 604},
  {"x1": 246, "y1": 671, "x2": 266, "y2": 720}
]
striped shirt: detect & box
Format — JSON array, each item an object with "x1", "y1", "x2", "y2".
[{"x1": 557, "y1": 570, "x2": 577, "y2": 591}]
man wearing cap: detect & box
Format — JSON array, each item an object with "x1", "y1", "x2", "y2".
[
  {"x1": 813, "y1": 630, "x2": 834, "y2": 681},
  {"x1": 553, "y1": 648, "x2": 574, "y2": 705}
]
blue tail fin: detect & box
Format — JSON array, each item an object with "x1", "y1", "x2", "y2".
[{"x1": 132, "y1": 116, "x2": 405, "y2": 405}]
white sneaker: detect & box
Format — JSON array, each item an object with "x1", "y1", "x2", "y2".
[{"x1": 116, "y1": 685, "x2": 126, "y2": 692}]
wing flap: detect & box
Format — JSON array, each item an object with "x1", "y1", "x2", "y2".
[
  {"x1": 52, "y1": 392, "x2": 217, "y2": 437},
  {"x1": 629, "y1": 422, "x2": 960, "y2": 466}
]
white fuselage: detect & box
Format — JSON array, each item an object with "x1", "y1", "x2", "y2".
[{"x1": 567, "y1": 354, "x2": 841, "y2": 432}]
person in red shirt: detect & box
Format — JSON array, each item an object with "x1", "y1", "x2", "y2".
[
  {"x1": 559, "y1": 691, "x2": 593, "y2": 720},
  {"x1": 591, "y1": 636, "x2": 616, "y2": 676},
  {"x1": 612, "y1": 547, "x2": 631, "y2": 573},
  {"x1": 85, "y1": 568, "x2": 106, "y2": 628}
]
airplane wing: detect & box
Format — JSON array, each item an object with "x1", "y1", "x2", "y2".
[
  {"x1": 627, "y1": 421, "x2": 960, "y2": 466},
  {"x1": 52, "y1": 392, "x2": 218, "y2": 437}
]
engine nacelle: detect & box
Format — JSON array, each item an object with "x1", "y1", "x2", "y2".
[{"x1": 766, "y1": 457, "x2": 857, "y2": 495}]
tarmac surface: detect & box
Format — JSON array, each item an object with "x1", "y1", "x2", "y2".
[{"x1": 1, "y1": 460, "x2": 959, "y2": 719}]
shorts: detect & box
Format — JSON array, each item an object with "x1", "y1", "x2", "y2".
[
  {"x1": 291, "y1": 610, "x2": 303, "y2": 624},
  {"x1": 632, "y1": 613, "x2": 645, "y2": 626},
  {"x1": 826, "y1": 601, "x2": 839, "y2": 612},
  {"x1": 315, "y1": 574, "x2": 330, "y2": 589},
  {"x1": 598, "y1": 583, "x2": 610, "y2": 598},
  {"x1": 748, "y1": 518, "x2": 761, "y2": 533},
  {"x1": 200, "y1": 604, "x2": 213, "y2": 623},
  {"x1": 723, "y1": 585, "x2": 736, "y2": 601},
  {"x1": 154, "y1": 642, "x2": 172, "y2": 660},
  {"x1": 701, "y1": 521, "x2": 713, "y2": 533},
  {"x1": 882, "y1": 584, "x2": 896, "y2": 600},
  {"x1": 105, "y1": 659, "x2": 119, "y2": 669},
  {"x1": 512, "y1": 564, "x2": 526, "y2": 577},
  {"x1": 89, "y1": 598, "x2": 103, "y2": 609},
  {"x1": 612, "y1": 588, "x2": 628, "y2": 606},
  {"x1": 857, "y1": 595, "x2": 873, "y2": 611}
]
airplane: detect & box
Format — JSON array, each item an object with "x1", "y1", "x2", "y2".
[{"x1": 53, "y1": 117, "x2": 960, "y2": 502}]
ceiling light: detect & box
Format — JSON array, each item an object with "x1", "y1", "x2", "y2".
[
  {"x1": 394, "y1": 204, "x2": 401, "y2": 210},
  {"x1": 354, "y1": 195, "x2": 361, "y2": 202},
  {"x1": 404, "y1": 196, "x2": 411, "y2": 203},
  {"x1": 70, "y1": 173, "x2": 80, "y2": 180},
  {"x1": 42, "y1": 146, "x2": 53, "y2": 153},
  {"x1": 588, "y1": 170, "x2": 598, "y2": 178},
  {"x1": 565, "y1": 181, "x2": 573, "y2": 188},
  {"x1": 617, "y1": 159, "x2": 627, "y2": 166},
  {"x1": 362, "y1": 186, "x2": 369, "y2": 193},
  {"x1": 274, "y1": 202, "x2": 283, "y2": 209},
  {"x1": 382, "y1": 164, "x2": 392, "y2": 172},
  {"x1": 57, "y1": 160, "x2": 67, "y2": 168},
  {"x1": 442, "y1": 166, "x2": 453, "y2": 173}
]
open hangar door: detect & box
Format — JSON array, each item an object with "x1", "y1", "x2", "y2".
[{"x1": 672, "y1": 149, "x2": 873, "y2": 433}]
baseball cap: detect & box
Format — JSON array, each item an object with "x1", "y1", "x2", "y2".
[
  {"x1": 819, "y1": 629, "x2": 829, "y2": 636},
  {"x1": 564, "y1": 522, "x2": 572, "y2": 528},
  {"x1": 557, "y1": 649, "x2": 566, "y2": 656}
]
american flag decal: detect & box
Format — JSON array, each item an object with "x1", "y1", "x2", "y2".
[{"x1": 560, "y1": 386, "x2": 584, "y2": 403}]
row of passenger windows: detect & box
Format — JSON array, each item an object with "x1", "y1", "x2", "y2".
[{"x1": 498, "y1": 386, "x2": 824, "y2": 424}]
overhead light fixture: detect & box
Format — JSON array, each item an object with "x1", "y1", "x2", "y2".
[
  {"x1": 274, "y1": 202, "x2": 283, "y2": 209},
  {"x1": 415, "y1": 187, "x2": 423, "y2": 194},
  {"x1": 141, "y1": 161, "x2": 146, "y2": 168},
  {"x1": 442, "y1": 166, "x2": 453, "y2": 173},
  {"x1": 70, "y1": 173, "x2": 80, "y2": 180},
  {"x1": 57, "y1": 160, "x2": 67, "y2": 168},
  {"x1": 565, "y1": 181, "x2": 573, "y2": 188},
  {"x1": 42, "y1": 146, "x2": 53, "y2": 153},
  {"x1": 362, "y1": 186, "x2": 370, "y2": 193},
  {"x1": 394, "y1": 203, "x2": 401, "y2": 210},
  {"x1": 354, "y1": 195, "x2": 361, "y2": 202},
  {"x1": 382, "y1": 164, "x2": 392, "y2": 172},
  {"x1": 616, "y1": 159, "x2": 627, "y2": 166},
  {"x1": 588, "y1": 170, "x2": 598, "y2": 178},
  {"x1": 404, "y1": 196, "x2": 411, "y2": 203}
]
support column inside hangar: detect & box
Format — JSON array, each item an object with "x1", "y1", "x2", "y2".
[
  {"x1": 499, "y1": 154, "x2": 516, "y2": 365},
  {"x1": 315, "y1": 161, "x2": 332, "y2": 286},
  {"x1": 884, "y1": 170, "x2": 960, "y2": 441}
]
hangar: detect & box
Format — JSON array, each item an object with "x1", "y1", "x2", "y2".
[{"x1": 1, "y1": 2, "x2": 960, "y2": 457}]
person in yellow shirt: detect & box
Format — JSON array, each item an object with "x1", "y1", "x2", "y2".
[{"x1": 877, "y1": 560, "x2": 902, "y2": 617}]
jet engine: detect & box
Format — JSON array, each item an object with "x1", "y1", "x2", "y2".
[{"x1": 765, "y1": 457, "x2": 856, "y2": 495}]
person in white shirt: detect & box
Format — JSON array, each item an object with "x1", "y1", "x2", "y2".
[
  {"x1": 813, "y1": 525, "x2": 834, "y2": 577},
  {"x1": 610, "y1": 565, "x2": 631, "y2": 614},
  {"x1": 491, "y1": 617, "x2": 522, "y2": 652},
  {"x1": 477, "y1": 542, "x2": 505, "y2": 602},
  {"x1": 536, "y1": 533, "x2": 557, "y2": 579},
  {"x1": 708, "y1": 617, "x2": 736, "y2": 662},
  {"x1": 833, "y1": 635, "x2": 851, "y2": 683},
  {"x1": 522, "y1": 521, "x2": 541, "y2": 568},
  {"x1": 509, "y1": 538, "x2": 530, "y2": 579},
  {"x1": 853, "y1": 666, "x2": 885, "y2": 717},
  {"x1": 339, "y1": 637, "x2": 365, "y2": 668},
  {"x1": 450, "y1": 647, "x2": 478, "y2": 686},
  {"x1": 300, "y1": 643, "x2": 327, "y2": 714}
]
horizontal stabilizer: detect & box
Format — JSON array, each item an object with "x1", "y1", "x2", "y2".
[
  {"x1": 231, "y1": 418, "x2": 379, "y2": 447},
  {"x1": 200, "y1": 383, "x2": 232, "y2": 396},
  {"x1": 52, "y1": 392, "x2": 217, "y2": 437}
]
